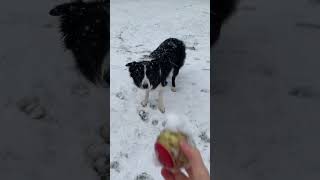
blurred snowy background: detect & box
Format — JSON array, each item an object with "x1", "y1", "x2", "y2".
[{"x1": 0, "y1": 0, "x2": 109, "y2": 179}]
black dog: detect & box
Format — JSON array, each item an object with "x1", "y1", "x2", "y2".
[
  {"x1": 126, "y1": 38, "x2": 186, "y2": 113},
  {"x1": 49, "y1": 0, "x2": 109, "y2": 85},
  {"x1": 212, "y1": 0, "x2": 238, "y2": 46}
]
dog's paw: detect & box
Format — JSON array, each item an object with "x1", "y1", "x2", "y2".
[
  {"x1": 171, "y1": 87, "x2": 176, "y2": 92},
  {"x1": 158, "y1": 105, "x2": 165, "y2": 113},
  {"x1": 141, "y1": 101, "x2": 148, "y2": 107}
]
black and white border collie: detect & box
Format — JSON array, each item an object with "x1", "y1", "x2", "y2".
[
  {"x1": 212, "y1": 0, "x2": 238, "y2": 46},
  {"x1": 126, "y1": 38, "x2": 186, "y2": 113},
  {"x1": 49, "y1": 0, "x2": 109, "y2": 85}
]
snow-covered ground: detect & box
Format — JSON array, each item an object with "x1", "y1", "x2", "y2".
[{"x1": 110, "y1": 0, "x2": 210, "y2": 179}]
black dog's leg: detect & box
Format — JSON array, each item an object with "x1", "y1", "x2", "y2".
[
  {"x1": 162, "y1": 81, "x2": 168, "y2": 86},
  {"x1": 161, "y1": 76, "x2": 167, "y2": 86},
  {"x1": 171, "y1": 68, "x2": 180, "y2": 92}
]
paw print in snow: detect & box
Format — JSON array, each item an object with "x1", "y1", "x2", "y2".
[{"x1": 17, "y1": 97, "x2": 47, "y2": 120}]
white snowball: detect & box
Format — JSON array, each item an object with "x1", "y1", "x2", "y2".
[
  {"x1": 165, "y1": 113, "x2": 194, "y2": 146},
  {"x1": 165, "y1": 113, "x2": 183, "y2": 131}
]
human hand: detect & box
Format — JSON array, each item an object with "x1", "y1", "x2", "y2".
[{"x1": 161, "y1": 140, "x2": 210, "y2": 180}]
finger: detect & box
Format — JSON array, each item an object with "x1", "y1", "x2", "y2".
[
  {"x1": 161, "y1": 168, "x2": 175, "y2": 180},
  {"x1": 180, "y1": 140, "x2": 203, "y2": 167},
  {"x1": 173, "y1": 170, "x2": 189, "y2": 180},
  {"x1": 185, "y1": 167, "x2": 193, "y2": 178}
]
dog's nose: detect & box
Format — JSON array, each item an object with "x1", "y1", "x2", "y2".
[{"x1": 142, "y1": 84, "x2": 149, "y2": 89}]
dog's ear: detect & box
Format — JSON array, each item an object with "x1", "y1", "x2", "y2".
[
  {"x1": 49, "y1": 4, "x2": 68, "y2": 16},
  {"x1": 125, "y1": 61, "x2": 136, "y2": 67},
  {"x1": 49, "y1": 7, "x2": 61, "y2": 16},
  {"x1": 49, "y1": 1, "x2": 84, "y2": 16}
]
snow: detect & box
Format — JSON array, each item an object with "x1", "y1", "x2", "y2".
[
  {"x1": 165, "y1": 113, "x2": 184, "y2": 132},
  {"x1": 165, "y1": 113, "x2": 192, "y2": 139},
  {"x1": 110, "y1": 0, "x2": 210, "y2": 179}
]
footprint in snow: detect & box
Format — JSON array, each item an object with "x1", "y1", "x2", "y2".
[
  {"x1": 149, "y1": 101, "x2": 157, "y2": 110},
  {"x1": 151, "y1": 119, "x2": 159, "y2": 126},
  {"x1": 135, "y1": 172, "x2": 154, "y2": 180},
  {"x1": 162, "y1": 120, "x2": 167, "y2": 127},
  {"x1": 16, "y1": 97, "x2": 47, "y2": 120},
  {"x1": 199, "y1": 132, "x2": 210, "y2": 143},
  {"x1": 110, "y1": 161, "x2": 120, "y2": 172},
  {"x1": 115, "y1": 91, "x2": 126, "y2": 100},
  {"x1": 119, "y1": 152, "x2": 129, "y2": 159},
  {"x1": 288, "y1": 86, "x2": 316, "y2": 98},
  {"x1": 200, "y1": 89, "x2": 210, "y2": 93},
  {"x1": 138, "y1": 109, "x2": 149, "y2": 122}
]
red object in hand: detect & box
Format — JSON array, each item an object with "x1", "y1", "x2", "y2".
[{"x1": 155, "y1": 142, "x2": 174, "y2": 168}]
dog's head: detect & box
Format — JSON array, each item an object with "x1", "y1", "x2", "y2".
[
  {"x1": 126, "y1": 61, "x2": 148, "y2": 89},
  {"x1": 126, "y1": 61, "x2": 159, "y2": 89},
  {"x1": 49, "y1": 0, "x2": 109, "y2": 86},
  {"x1": 49, "y1": 0, "x2": 107, "y2": 16},
  {"x1": 49, "y1": 1, "x2": 85, "y2": 17},
  {"x1": 211, "y1": 0, "x2": 238, "y2": 46}
]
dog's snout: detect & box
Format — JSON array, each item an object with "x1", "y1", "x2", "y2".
[{"x1": 142, "y1": 84, "x2": 149, "y2": 89}]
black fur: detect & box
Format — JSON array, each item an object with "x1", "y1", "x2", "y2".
[
  {"x1": 49, "y1": 0, "x2": 109, "y2": 85},
  {"x1": 126, "y1": 38, "x2": 186, "y2": 90},
  {"x1": 211, "y1": 0, "x2": 238, "y2": 45}
]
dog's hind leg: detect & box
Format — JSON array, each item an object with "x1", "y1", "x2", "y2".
[
  {"x1": 158, "y1": 85, "x2": 165, "y2": 113},
  {"x1": 171, "y1": 68, "x2": 180, "y2": 92},
  {"x1": 141, "y1": 89, "x2": 150, "y2": 107}
]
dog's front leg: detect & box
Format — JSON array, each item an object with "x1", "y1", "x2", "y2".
[
  {"x1": 158, "y1": 85, "x2": 165, "y2": 113},
  {"x1": 141, "y1": 89, "x2": 150, "y2": 107}
]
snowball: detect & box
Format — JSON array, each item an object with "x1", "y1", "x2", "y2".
[
  {"x1": 165, "y1": 113, "x2": 183, "y2": 132},
  {"x1": 164, "y1": 113, "x2": 194, "y2": 146}
]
